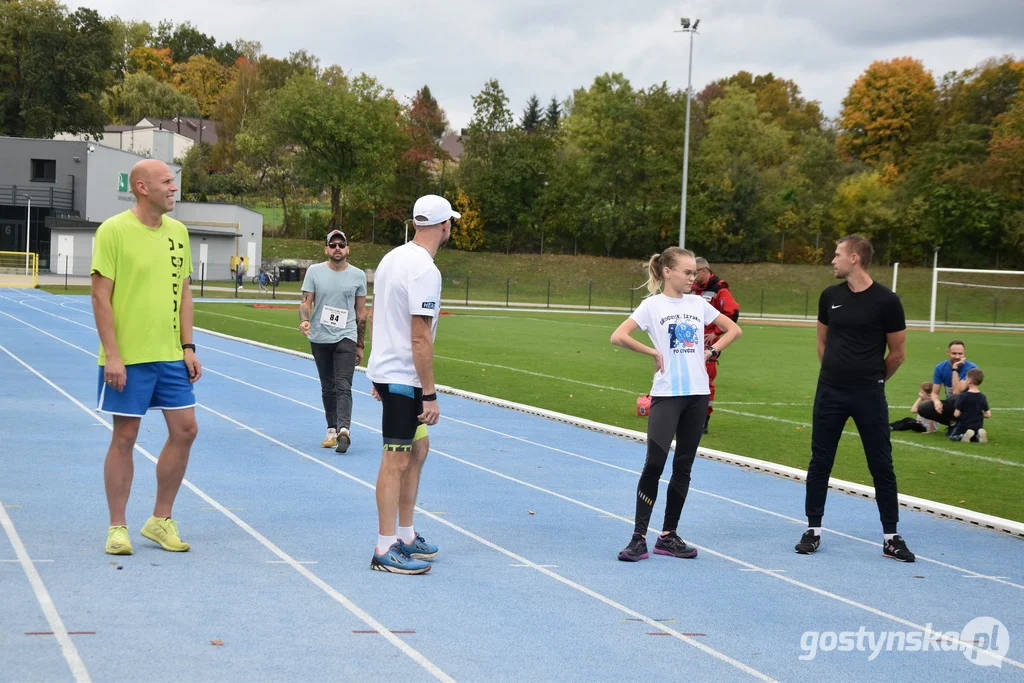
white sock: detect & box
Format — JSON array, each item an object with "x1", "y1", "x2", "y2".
[
  {"x1": 809, "y1": 527, "x2": 822, "y2": 537},
  {"x1": 884, "y1": 533, "x2": 897, "y2": 542},
  {"x1": 376, "y1": 535, "x2": 397, "y2": 555},
  {"x1": 397, "y1": 526, "x2": 416, "y2": 544}
]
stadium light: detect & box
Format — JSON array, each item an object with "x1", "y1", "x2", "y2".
[
  {"x1": 19, "y1": 194, "x2": 31, "y2": 273},
  {"x1": 675, "y1": 18, "x2": 701, "y2": 248}
]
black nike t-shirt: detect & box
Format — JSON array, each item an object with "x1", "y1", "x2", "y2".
[{"x1": 817, "y1": 281, "x2": 906, "y2": 387}]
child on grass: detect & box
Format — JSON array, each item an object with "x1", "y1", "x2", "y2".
[{"x1": 950, "y1": 369, "x2": 991, "y2": 444}]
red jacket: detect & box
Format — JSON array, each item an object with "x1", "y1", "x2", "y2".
[{"x1": 692, "y1": 273, "x2": 740, "y2": 335}]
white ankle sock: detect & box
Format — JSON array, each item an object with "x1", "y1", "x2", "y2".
[
  {"x1": 376, "y1": 535, "x2": 397, "y2": 555},
  {"x1": 397, "y1": 526, "x2": 416, "y2": 544},
  {"x1": 809, "y1": 527, "x2": 821, "y2": 537},
  {"x1": 884, "y1": 533, "x2": 897, "y2": 542}
]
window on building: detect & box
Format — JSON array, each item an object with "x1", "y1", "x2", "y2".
[{"x1": 31, "y1": 159, "x2": 56, "y2": 183}]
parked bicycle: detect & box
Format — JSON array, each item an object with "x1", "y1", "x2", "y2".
[{"x1": 253, "y1": 268, "x2": 279, "y2": 289}]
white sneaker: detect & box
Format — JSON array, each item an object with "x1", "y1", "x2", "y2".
[
  {"x1": 961, "y1": 429, "x2": 975, "y2": 443},
  {"x1": 336, "y1": 427, "x2": 351, "y2": 453},
  {"x1": 321, "y1": 428, "x2": 338, "y2": 448},
  {"x1": 977, "y1": 429, "x2": 988, "y2": 444}
]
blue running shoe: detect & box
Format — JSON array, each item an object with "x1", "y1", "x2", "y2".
[
  {"x1": 371, "y1": 542, "x2": 430, "y2": 574},
  {"x1": 398, "y1": 532, "x2": 439, "y2": 561}
]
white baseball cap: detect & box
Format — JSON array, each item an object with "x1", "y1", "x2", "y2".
[{"x1": 412, "y1": 194, "x2": 461, "y2": 226}]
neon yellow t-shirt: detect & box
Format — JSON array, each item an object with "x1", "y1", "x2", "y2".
[{"x1": 91, "y1": 210, "x2": 193, "y2": 366}]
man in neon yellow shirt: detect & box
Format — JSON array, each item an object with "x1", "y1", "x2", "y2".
[{"x1": 91, "y1": 159, "x2": 203, "y2": 556}]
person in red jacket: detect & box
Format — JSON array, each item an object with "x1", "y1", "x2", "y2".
[{"x1": 692, "y1": 257, "x2": 740, "y2": 434}]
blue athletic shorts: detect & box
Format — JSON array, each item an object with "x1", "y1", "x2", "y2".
[{"x1": 96, "y1": 361, "x2": 196, "y2": 417}]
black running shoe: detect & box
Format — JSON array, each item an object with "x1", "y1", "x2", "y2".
[
  {"x1": 795, "y1": 529, "x2": 820, "y2": 554},
  {"x1": 654, "y1": 532, "x2": 698, "y2": 559},
  {"x1": 883, "y1": 535, "x2": 916, "y2": 562},
  {"x1": 617, "y1": 534, "x2": 649, "y2": 562}
]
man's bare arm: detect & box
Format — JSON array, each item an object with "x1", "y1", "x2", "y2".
[
  {"x1": 355, "y1": 296, "x2": 368, "y2": 348},
  {"x1": 411, "y1": 315, "x2": 436, "y2": 394},
  {"x1": 884, "y1": 330, "x2": 907, "y2": 381},
  {"x1": 91, "y1": 273, "x2": 121, "y2": 362},
  {"x1": 816, "y1": 322, "x2": 828, "y2": 363}
]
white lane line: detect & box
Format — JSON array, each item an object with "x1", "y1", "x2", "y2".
[
  {"x1": 267, "y1": 560, "x2": 318, "y2": 565},
  {"x1": 192, "y1": 334, "x2": 1024, "y2": 592},
  {"x1": 0, "y1": 559, "x2": 55, "y2": 563},
  {"x1": 0, "y1": 491, "x2": 91, "y2": 683},
  {"x1": 0, "y1": 338, "x2": 454, "y2": 683},
  {"x1": 962, "y1": 575, "x2": 1010, "y2": 580},
  {"x1": 195, "y1": 401, "x2": 777, "y2": 682}
]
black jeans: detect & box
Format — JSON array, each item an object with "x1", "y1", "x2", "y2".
[
  {"x1": 806, "y1": 380, "x2": 900, "y2": 534},
  {"x1": 633, "y1": 394, "x2": 709, "y2": 537},
  {"x1": 916, "y1": 397, "x2": 955, "y2": 427},
  {"x1": 310, "y1": 338, "x2": 357, "y2": 431}
]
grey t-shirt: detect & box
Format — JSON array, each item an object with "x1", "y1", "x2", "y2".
[{"x1": 301, "y1": 262, "x2": 367, "y2": 344}]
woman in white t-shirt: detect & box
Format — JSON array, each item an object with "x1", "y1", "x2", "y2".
[{"x1": 610, "y1": 247, "x2": 742, "y2": 562}]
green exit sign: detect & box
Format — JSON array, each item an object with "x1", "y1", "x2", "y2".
[{"x1": 118, "y1": 173, "x2": 129, "y2": 192}]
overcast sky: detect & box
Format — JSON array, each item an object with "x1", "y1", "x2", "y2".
[{"x1": 69, "y1": 0, "x2": 1024, "y2": 130}]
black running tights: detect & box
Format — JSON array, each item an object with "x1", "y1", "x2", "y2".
[{"x1": 632, "y1": 395, "x2": 709, "y2": 536}]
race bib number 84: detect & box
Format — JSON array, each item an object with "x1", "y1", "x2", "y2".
[{"x1": 320, "y1": 305, "x2": 348, "y2": 328}]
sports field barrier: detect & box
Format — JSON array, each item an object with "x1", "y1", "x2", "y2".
[{"x1": 0, "y1": 251, "x2": 38, "y2": 289}]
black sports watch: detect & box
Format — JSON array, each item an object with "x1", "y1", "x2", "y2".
[
  {"x1": 422, "y1": 392, "x2": 437, "y2": 402},
  {"x1": 708, "y1": 346, "x2": 720, "y2": 359},
  {"x1": 182, "y1": 343, "x2": 197, "y2": 352}
]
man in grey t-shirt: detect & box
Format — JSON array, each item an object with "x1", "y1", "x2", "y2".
[{"x1": 299, "y1": 230, "x2": 368, "y2": 453}]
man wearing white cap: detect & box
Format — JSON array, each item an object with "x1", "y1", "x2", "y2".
[{"x1": 366, "y1": 194, "x2": 457, "y2": 574}]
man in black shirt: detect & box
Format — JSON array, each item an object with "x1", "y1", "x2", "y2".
[{"x1": 795, "y1": 235, "x2": 915, "y2": 562}]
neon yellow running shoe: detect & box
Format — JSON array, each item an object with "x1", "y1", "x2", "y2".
[
  {"x1": 140, "y1": 516, "x2": 190, "y2": 552},
  {"x1": 105, "y1": 525, "x2": 133, "y2": 555}
]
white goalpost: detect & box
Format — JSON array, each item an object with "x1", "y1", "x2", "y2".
[{"x1": 929, "y1": 250, "x2": 1024, "y2": 331}]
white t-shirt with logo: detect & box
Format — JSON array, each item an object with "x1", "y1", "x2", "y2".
[
  {"x1": 629, "y1": 293, "x2": 721, "y2": 397},
  {"x1": 367, "y1": 242, "x2": 442, "y2": 387}
]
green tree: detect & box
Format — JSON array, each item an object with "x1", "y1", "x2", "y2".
[
  {"x1": 544, "y1": 96, "x2": 561, "y2": 128},
  {"x1": 521, "y1": 94, "x2": 542, "y2": 130},
  {"x1": 0, "y1": 1, "x2": 116, "y2": 138},
  {"x1": 102, "y1": 72, "x2": 199, "y2": 124},
  {"x1": 172, "y1": 54, "x2": 229, "y2": 119},
  {"x1": 105, "y1": 17, "x2": 153, "y2": 80},
  {"x1": 839, "y1": 57, "x2": 938, "y2": 168},
  {"x1": 249, "y1": 71, "x2": 405, "y2": 231}
]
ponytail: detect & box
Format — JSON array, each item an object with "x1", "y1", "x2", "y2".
[{"x1": 641, "y1": 246, "x2": 695, "y2": 296}]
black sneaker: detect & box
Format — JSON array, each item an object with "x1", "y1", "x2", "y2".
[
  {"x1": 654, "y1": 531, "x2": 698, "y2": 559},
  {"x1": 617, "y1": 534, "x2": 649, "y2": 562},
  {"x1": 795, "y1": 529, "x2": 820, "y2": 554},
  {"x1": 883, "y1": 535, "x2": 916, "y2": 562}
]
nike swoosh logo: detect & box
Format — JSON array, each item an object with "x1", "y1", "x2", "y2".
[{"x1": 831, "y1": 305, "x2": 842, "y2": 309}]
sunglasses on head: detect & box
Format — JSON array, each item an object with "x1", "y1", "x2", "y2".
[{"x1": 327, "y1": 241, "x2": 347, "y2": 249}]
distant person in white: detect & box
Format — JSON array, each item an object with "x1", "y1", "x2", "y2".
[
  {"x1": 611, "y1": 246, "x2": 742, "y2": 563},
  {"x1": 365, "y1": 194, "x2": 457, "y2": 575}
]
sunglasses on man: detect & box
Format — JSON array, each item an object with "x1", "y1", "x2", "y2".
[{"x1": 327, "y1": 241, "x2": 347, "y2": 249}]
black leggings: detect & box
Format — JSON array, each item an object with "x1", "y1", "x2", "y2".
[{"x1": 632, "y1": 395, "x2": 710, "y2": 536}]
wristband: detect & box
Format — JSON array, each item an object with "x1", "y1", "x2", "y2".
[
  {"x1": 708, "y1": 346, "x2": 720, "y2": 359},
  {"x1": 422, "y1": 393, "x2": 437, "y2": 402},
  {"x1": 182, "y1": 343, "x2": 196, "y2": 352}
]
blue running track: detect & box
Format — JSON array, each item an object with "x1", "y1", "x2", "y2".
[{"x1": 1, "y1": 290, "x2": 1022, "y2": 682}]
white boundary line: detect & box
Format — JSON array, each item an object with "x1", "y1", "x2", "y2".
[
  {"x1": 186, "y1": 325, "x2": 1024, "y2": 540},
  {"x1": 0, "y1": 495, "x2": 91, "y2": 683},
  {"x1": 0, "y1": 331, "x2": 453, "y2": 683},
  {"x1": 0, "y1": 304, "x2": 777, "y2": 681}
]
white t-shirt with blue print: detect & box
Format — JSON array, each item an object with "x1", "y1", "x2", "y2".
[{"x1": 629, "y1": 293, "x2": 721, "y2": 397}]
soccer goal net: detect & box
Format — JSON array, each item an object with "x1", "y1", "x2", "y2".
[
  {"x1": 929, "y1": 264, "x2": 1024, "y2": 331},
  {"x1": 0, "y1": 251, "x2": 39, "y2": 289}
]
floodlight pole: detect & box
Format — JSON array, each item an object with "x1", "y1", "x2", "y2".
[
  {"x1": 676, "y1": 18, "x2": 699, "y2": 249},
  {"x1": 19, "y1": 194, "x2": 31, "y2": 273}
]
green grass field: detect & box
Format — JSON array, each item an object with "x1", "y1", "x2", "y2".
[{"x1": 192, "y1": 301, "x2": 1024, "y2": 523}]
